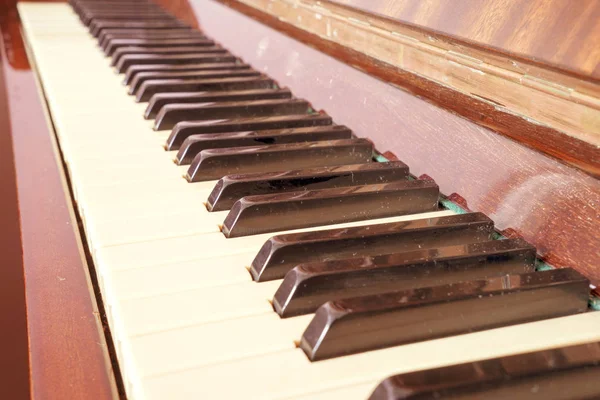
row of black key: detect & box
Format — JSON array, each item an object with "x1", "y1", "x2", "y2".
[{"x1": 71, "y1": 0, "x2": 594, "y2": 396}]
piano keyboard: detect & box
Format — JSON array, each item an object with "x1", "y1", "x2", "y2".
[{"x1": 18, "y1": 1, "x2": 600, "y2": 399}]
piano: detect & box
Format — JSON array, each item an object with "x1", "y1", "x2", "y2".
[{"x1": 1, "y1": 0, "x2": 599, "y2": 398}]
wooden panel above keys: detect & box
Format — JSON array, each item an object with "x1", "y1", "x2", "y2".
[
  {"x1": 129, "y1": 68, "x2": 258, "y2": 95},
  {"x1": 369, "y1": 341, "x2": 600, "y2": 399},
  {"x1": 145, "y1": 88, "x2": 292, "y2": 119},
  {"x1": 177, "y1": 125, "x2": 352, "y2": 165},
  {"x1": 154, "y1": 98, "x2": 311, "y2": 129},
  {"x1": 106, "y1": 38, "x2": 212, "y2": 56},
  {"x1": 206, "y1": 159, "x2": 407, "y2": 211},
  {"x1": 250, "y1": 212, "x2": 493, "y2": 281},
  {"x1": 136, "y1": 75, "x2": 272, "y2": 101},
  {"x1": 186, "y1": 138, "x2": 372, "y2": 182},
  {"x1": 222, "y1": 180, "x2": 439, "y2": 237},
  {"x1": 302, "y1": 268, "x2": 589, "y2": 361},
  {"x1": 167, "y1": 112, "x2": 333, "y2": 150}
]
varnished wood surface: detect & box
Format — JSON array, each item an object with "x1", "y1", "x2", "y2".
[
  {"x1": 332, "y1": 0, "x2": 600, "y2": 81},
  {"x1": 0, "y1": 1, "x2": 118, "y2": 398},
  {"x1": 219, "y1": 0, "x2": 600, "y2": 177},
  {"x1": 193, "y1": 0, "x2": 600, "y2": 285}
]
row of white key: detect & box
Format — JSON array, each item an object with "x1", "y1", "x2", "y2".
[{"x1": 19, "y1": 3, "x2": 600, "y2": 399}]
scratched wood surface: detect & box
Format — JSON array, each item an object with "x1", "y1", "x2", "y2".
[
  {"x1": 332, "y1": 0, "x2": 600, "y2": 81},
  {"x1": 194, "y1": 0, "x2": 600, "y2": 285},
  {"x1": 1, "y1": 1, "x2": 118, "y2": 399}
]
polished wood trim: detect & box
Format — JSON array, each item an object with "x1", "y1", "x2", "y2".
[
  {"x1": 193, "y1": 0, "x2": 600, "y2": 285},
  {"x1": 1, "y1": 1, "x2": 118, "y2": 398},
  {"x1": 217, "y1": 0, "x2": 600, "y2": 177}
]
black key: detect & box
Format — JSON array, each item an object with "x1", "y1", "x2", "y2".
[
  {"x1": 154, "y1": 98, "x2": 311, "y2": 129},
  {"x1": 187, "y1": 138, "x2": 372, "y2": 183},
  {"x1": 166, "y1": 113, "x2": 332, "y2": 150},
  {"x1": 251, "y1": 212, "x2": 493, "y2": 282},
  {"x1": 129, "y1": 69, "x2": 257, "y2": 95},
  {"x1": 91, "y1": 20, "x2": 187, "y2": 37},
  {"x1": 145, "y1": 88, "x2": 292, "y2": 119},
  {"x1": 106, "y1": 37, "x2": 211, "y2": 56},
  {"x1": 111, "y1": 44, "x2": 220, "y2": 66},
  {"x1": 136, "y1": 75, "x2": 273, "y2": 102},
  {"x1": 178, "y1": 125, "x2": 353, "y2": 165},
  {"x1": 100, "y1": 29, "x2": 203, "y2": 48},
  {"x1": 223, "y1": 180, "x2": 439, "y2": 238},
  {"x1": 370, "y1": 341, "x2": 600, "y2": 400},
  {"x1": 275, "y1": 238, "x2": 536, "y2": 318},
  {"x1": 125, "y1": 62, "x2": 247, "y2": 86},
  {"x1": 207, "y1": 159, "x2": 407, "y2": 211},
  {"x1": 117, "y1": 53, "x2": 235, "y2": 74}
]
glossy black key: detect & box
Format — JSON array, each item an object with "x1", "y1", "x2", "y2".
[
  {"x1": 178, "y1": 125, "x2": 352, "y2": 165},
  {"x1": 207, "y1": 159, "x2": 407, "y2": 211},
  {"x1": 117, "y1": 53, "x2": 235, "y2": 74},
  {"x1": 166, "y1": 113, "x2": 332, "y2": 150},
  {"x1": 99, "y1": 29, "x2": 203, "y2": 48},
  {"x1": 136, "y1": 75, "x2": 273, "y2": 102},
  {"x1": 83, "y1": 12, "x2": 173, "y2": 26},
  {"x1": 145, "y1": 88, "x2": 292, "y2": 119},
  {"x1": 223, "y1": 180, "x2": 439, "y2": 238},
  {"x1": 370, "y1": 341, "x2": 600, "y2": 400},
  {"x1": 187, "y1": 138, "x2": 371, "y2": 183},
  {"x1": 251, "y1": 212, "x2": 493, "y2": 282},
  {"x1": 124, "y1": 62, "x2": 247, "y2": 86},
  {"x1": 275, "y1": 238, "x2": 536, "y2": 318},
  {"x1": 129, "y1": 69, "x2": 257, "y2": 95},
  {"x1": 301, "y1": 268, "x2": 589, "y2": 361},
  {"x1": 111, "y1": 44, "x2": 222, "y2": 66},
  {"x1": 154, "y1": 98, "x2": 311, "y2": 129},
  {"x1": 91, "y1": 20, "x2": 187, "y2": 37},
  {"x1": 106, "y1": 37, "x2": 211, "y2": 56}
]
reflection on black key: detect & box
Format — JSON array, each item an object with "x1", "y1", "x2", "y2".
[
  {"x1": 117, "y1": 53, "x2": 234, "y2": 74},
  {"x1": 275, "y1": 238, "x2": 536, "y2": 318},
  {"x1": 91, "y1": 20, "x2": 187, "y2": 37},
  {"x1": 207, "y1": 159, "x2": 407, "y2": 212},
  {"x1": 125, "y1": 62, "x2": 247, "y2": 86},
  {"x1": 106, "y1": 38, "x2": 210, "y2": 55},
  {"x1": 155, "y1": 98, "x2": 311, "y2": 129},
  {"x1": 251, "y1": 212, "x2": 493, "y2": 282},
  {"x1": 370, "y1": 341, "x2": 600, "y2": 400},
  {"x1": 187, "y1": 138, "x2": 372, "y2": 183},
  {"x1": 166, "y1": 113, "x2": 332, "y2": 150},
  {"x1": 136, "y1": 76, "x2": 273, "y2": 102},
  {"x1": 111, "y1": 44, "x2": 220, "y2": 66},
  {"x1": 178, "y1": 125, "x2": 352, "y2": 165},
  {"x1": 100, "y1": 29, "x2": 203, "y2": 48},
  {"x1": 145, "y1": 88, "x2": 292, "y2": 119},
  {"x1": 223, "y1": 180, "x2": 439, "y2": 238},
  {"x1": 129, "y1": 69, "x2": 257, "y2": 95}
]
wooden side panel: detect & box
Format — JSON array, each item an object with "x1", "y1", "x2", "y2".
[
  {"x1": 332, "y1": 0, "x2": 600, "y2": 80},
  {"x1": 192, "y1": 0, "x2": 600, "y2": 285},
  {"x1": 0, "y1": 1, "x2": 118, "y2": 398}
]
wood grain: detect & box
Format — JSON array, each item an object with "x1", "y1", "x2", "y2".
[
  {"x1": 218, "y1": 0, "x2": 600, "y2": 177},
  {"x1": 191, "y1": 0, "x2": 600, "y2": 285},
  {"x1": 332, "y1": 0, "x2": 600, "y2": 81},
  {"x1": 1, "y1": 1, "x2": 118, "y2": 398}
]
